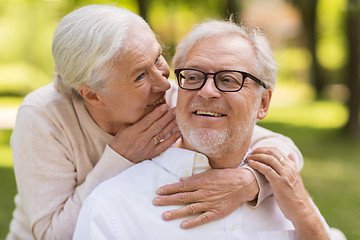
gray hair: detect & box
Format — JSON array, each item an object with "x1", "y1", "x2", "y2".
[
  {"x1": 172, "y1": 20, "x2": 277, "y2": 90},
  {"x1": 52, "y1": 4, "x2": 151, "y2": 96}
]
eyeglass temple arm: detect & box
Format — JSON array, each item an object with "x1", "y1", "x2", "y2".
[{"x1": 248, "y1": 75, "x2": 267, "y2": 89}]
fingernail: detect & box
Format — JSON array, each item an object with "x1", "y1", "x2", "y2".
[
  {"x1": 153, "y1": 197, "x2": 161, "y2": 205},
  {"x1": 175, "y1": 131, "x2": 182, "y2": 139},
  {"x1": 156, "y1": 187, "x2": 163, "y2": 195},
  {"x1": 181, "y1": 221, "x2": 189, "y2": 229},
  {"x1": 160, "y1": 104, "x2": 168, "y2": 112},
  {"x1": 163, "y1": 211, "x2": 171, "y2": 220}
]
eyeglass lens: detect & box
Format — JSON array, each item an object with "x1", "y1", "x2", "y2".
[{"x1": 178, "y1": 69, "x2": 244, "y2": 92}]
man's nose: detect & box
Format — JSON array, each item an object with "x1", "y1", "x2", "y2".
[{"x1": 197, "y1": 77, "x2": 222, "y2": 99}]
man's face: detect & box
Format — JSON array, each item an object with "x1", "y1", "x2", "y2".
[
  {"x1": 99, "y1": 26, "x2": 171, "y2": 130},
  {"x1": 176, "y1": 34, "x2": 268, "y2": 163}
]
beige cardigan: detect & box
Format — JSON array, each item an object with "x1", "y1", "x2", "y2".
[{"x1": 7, "y1": 82, "x2": 302, "y2": 240}]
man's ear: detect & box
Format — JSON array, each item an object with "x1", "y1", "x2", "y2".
[
  {"x1": 77, "y1": 85, "x2": 104, "y2": 108},
  {"x1": 257, "y1": 89, "x2": 272, "y2": 120}
]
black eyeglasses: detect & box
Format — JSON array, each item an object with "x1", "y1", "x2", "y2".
[{"x1": 174, "y1": 68, "x2": 267, "y2": 92}]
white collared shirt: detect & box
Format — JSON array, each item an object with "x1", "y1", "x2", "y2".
[{"x1": 74, "y1": 147, "x2": 325, "y2": 240}]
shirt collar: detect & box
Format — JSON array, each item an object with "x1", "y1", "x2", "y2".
[{"x1": 152, "y1": 147, "x2": 251, "y2": 178}]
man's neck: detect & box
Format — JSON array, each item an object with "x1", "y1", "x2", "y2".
[{"x1": 179, "y1": 138, "x2": 251, "y2": 169}]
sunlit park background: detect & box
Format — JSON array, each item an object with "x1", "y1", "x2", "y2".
[{"x1": 1, "y1": 0, "x2": 360, "y2": 238}]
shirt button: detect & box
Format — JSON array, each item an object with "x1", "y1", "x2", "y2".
[
  {"x1": 231, "y1": 226, "x2": 236, "y2": 232},
  {"x1": 183, "y1": 170, "x2": 190, "y2": 177}
]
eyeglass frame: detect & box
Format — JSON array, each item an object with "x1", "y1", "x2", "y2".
[{"x1": 174, "y1": 68, "x2": 267, "y2": 92}]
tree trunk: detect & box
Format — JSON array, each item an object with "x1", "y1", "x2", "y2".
[
  {"x1": 345, "y1": 0, "x2": 360, "y2": 137},
  {"x1": 136, "y1": 0, "x2": 148, "y2": 22},
  {"x1": 224, "y1": 0, "x2": 241, "y2": 22},
  {"x1": 297, "y1": 0, "x2": 326, "y2": 98}
]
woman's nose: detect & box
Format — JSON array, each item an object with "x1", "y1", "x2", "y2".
[{"x1": 150, "y1": 67, "x2": 171, "y2": 92}]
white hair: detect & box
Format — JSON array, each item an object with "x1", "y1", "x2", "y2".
[
  {"x1": 172, "y1": 20, "x2": 277, "y2": 90},
  {"x1": 52, "y1": 4, "x2": 151, "y2": 96}
]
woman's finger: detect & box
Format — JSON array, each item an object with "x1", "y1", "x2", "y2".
[
  {"x1": 251, "y1": 147, "x2": 284, "y2": 161},
  {"x1": 248, "y1": 152, "x2": 285, "y2": 175},
  {"x1": 160, "y1": 202, "x2": 207, "y2": 223},
  {"x1": 248, "y1": 159, "x2": 280, "y2": 183},
  {"x1": 155, "y1": 177, "x2": 200, "y2": 196},
  {"x1": 152, "y1": 130, "x2": 181, "y2": 157},
  {"x1": 153, "y1": 118, "x2": 178, "y2": 142},
  {"x1": 153, "y1": 191, "x2": 200, "y2": 207},
  {"x1": 109, "y1": 107, "x2": 177, "y2": 163},
  {"x1": 180, "y1": 209, "x2": 225, "y2": 229},
  {"x1": 135, "y1": 104, "x2": 170, "y2": 133},
  {"x1": 144, "y1": 107, "x2": 176, "y2": 139}
]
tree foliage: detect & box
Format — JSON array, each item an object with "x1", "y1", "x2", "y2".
[{"x1": 0, "y1": 0, "x2": 359, "y2": 134}]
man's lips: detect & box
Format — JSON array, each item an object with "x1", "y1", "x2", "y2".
[{"x1": 194, "y1": 110, "x2": 226, "y2": 117}]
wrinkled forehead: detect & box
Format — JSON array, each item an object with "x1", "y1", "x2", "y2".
[{"x1": 184, "y1": 34, "x2": 256, "y2": 71}]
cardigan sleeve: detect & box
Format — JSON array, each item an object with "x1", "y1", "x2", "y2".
[{"x1": 11, "y1": 105, "x2": 133, "y2": 239}]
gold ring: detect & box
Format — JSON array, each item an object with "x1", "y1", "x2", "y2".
[
  {"x1": 278, "y1": 156, "x2": 284, "y2": 163},
  {"x1": 153, "y1": 136, "x2": 161, "y2": 144}
]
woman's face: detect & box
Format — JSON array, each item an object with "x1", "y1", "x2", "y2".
[{"x1": 98, "y1": 27, "x2": 171, "y2": 132}]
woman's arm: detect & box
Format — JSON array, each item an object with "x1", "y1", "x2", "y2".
[
  {"x1": 11, "y1": 102, "x2": 179, "y2": 239},
  {"x1": 245, "y1": 124, "x2": 304, "y2": 206},
  {"x1": 11, "y1": 105, "x2": 133, "y2": 239}
]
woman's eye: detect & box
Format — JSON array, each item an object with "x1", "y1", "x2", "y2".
[
  {"x1": 155, "y1": 55, "x2": 162, "y2": 66},
  {"x1": 135, "y1": 73, "x2": 145, "y2": 82}
]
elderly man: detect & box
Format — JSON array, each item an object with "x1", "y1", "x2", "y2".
[{"x1": 73, "y1": 20, "x2": 333, "y2": 240}]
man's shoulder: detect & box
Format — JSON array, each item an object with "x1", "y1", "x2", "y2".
[
  {"x1": 88, "y1": 147, "x2": 197, "y2": 203},
  {"x1": 89, "y1": 160, "x2": 160, "y2": 198}
]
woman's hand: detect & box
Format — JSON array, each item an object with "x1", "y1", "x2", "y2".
[
  {"x1": 247, "y1": 147, "x2": 309, "y2": 221},
  {"x1": 109, "y1": 104, "x2": 181, "y2": 163},
  {"x1": 248, "y1": 147, "x2": 330, "y2": 240},
  {"x1": 153, "y1": 168, "x2": 259, "y2": 229}
]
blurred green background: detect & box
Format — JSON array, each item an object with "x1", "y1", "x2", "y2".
[{"x1": 1, "y1": 0, "x2": 359, "y2": 239}]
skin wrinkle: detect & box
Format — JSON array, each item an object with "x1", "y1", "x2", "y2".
[
  {"x1": 176, "y1": 100, "x2": 259, "y2": 160},
  {"x1": 84, "y1": 26, "x2": 170, "y2": 135}
]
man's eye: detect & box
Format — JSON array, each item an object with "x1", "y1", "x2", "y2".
[
  {"x1": 135, "y1": 73, "x2": 145, "y2": 82},
  {"x1": 221, "y1": 78, "x2": 232, "y2": 83},
  {"x1": 189, "y1": 76, "x2": 199, "y2": 81}
]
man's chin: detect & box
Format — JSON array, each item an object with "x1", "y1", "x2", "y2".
[{"x1": 182, "y1": 128, "x2": 227, "y2": 154}]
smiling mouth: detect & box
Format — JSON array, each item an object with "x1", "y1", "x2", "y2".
[
  {"x1": 148, "y1": 97, "x2": 166, "y2": 107},
  {"x1": 194, "y1": 110, "x2": 226, "y2": 117}
]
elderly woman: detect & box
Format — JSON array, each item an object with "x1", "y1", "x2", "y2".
[{"x1": 7, "y1": 5, "x2": 303, "y2": 239}]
